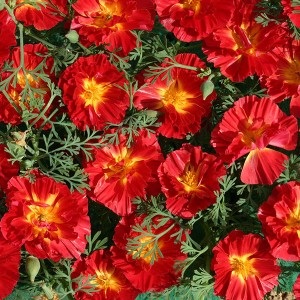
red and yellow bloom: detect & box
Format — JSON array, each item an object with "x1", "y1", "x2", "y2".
[
  {"x1": 211, "y1": 95, "x2": 298, "y2": 184},
  {"x1": 111, "y1": 214, "x2": 187, "y2": 292},
  {"x1": 71, "y1": 0, "x2": 154, "y2": 55},
  {"x1": 59, "y1": 54, "x2": 129, "y2": 131},
  {"x1": 155, "y1": 0, "x2": 233, "y2": 42},
  {"x1": 158, "y1": 144, "x2": 226, "y2": 218},
  {"x1": 134, "y1": 53, "x2": 215, "y2": 139},
  {"x1": 0, "y1": 172, "x2": 90, "y2": 262},
  {"x1": 72, "y1": 249, "x2": 138, "y2": 299},
  {"x1": 203, "y1": 0, "x2": 285, "y2": 82},
  {"x1": 0, "y1": 144, "x2": 19, "y2": 193},
  {"x1": 0, "y1": 44, "x2": 56, "y2": 128},
  {"x1": 85, "y1": 130, "x2": 163, "y2": 216},
  {"x1": 258, "y1": 181, "x2": 300, "y2": 261},
  {"x1": 14, "y1": 0, "x2": 68, "y2": 30},
  {"x1": 264, "y1": 44, "x2": 300, "y2": 118},
  {"x1": 0, "y1": 9, "x2": 16, "y2": 68},
  {"x1": 293, "y1": 274, "x2": 300, "y2": 299},
  {"x1": 0, "y1": 231, "x2": 21, "y2": 300},
  {"x1": 211, "y1": 230, "x2": 280, "y2": 300},
  {"x1": 282, "y1": 0, "x2": 300, "y2": 28}
]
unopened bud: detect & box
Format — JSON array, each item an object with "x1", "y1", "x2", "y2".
[
  {"x1": 65, "y1": 30, "x2": 79, "y2": 44},
  {"x1": 26, "y1": 256, "x2": 40, "y2": 283}
]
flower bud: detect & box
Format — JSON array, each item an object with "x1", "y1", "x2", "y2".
[
  {"x1": 26, "y1": 256, "x2": 40, "y2": 283},
  {"x1": 66, "y1": 30, "x2": 79, "y2": 44}
]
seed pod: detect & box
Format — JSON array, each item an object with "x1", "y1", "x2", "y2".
[
  {"x1": 65, "y1": 30, "x2": 79, "y2": 44},
  {"x1": 26, "y1": 256, "x2": 40, "y2": 283}
]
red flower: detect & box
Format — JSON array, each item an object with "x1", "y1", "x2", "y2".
[
  {"x1": 158, "y1": 144, "x2": 226, "y2": 218},
  {"x1": 293, "y1": 274, "x2": 300, "y2": 299},
  {"x1": 85, "y1": 130, "x2": 163, "y2": 216},
  {"x1": 155, "y1": 0, "x2": 233, "y2": 42},
  {"x1": 0, "y1": 172, "x2": 90, "y2": 262},
  {"x1": 282, "y1": 0, "x2": 300, "y2": 28},
  {"x1": 264, "y1": 44, "x2": 300, "y2": 118},
  {"x1": 59, "y1": 54, "x2": 129, "y2": 131},
  {"x1": 211, "y1": 96, "x2": 298, "y2": 184},
  {"x1": 111, "y1": 214, "x2": 187, "y2": 292},
  {"x1": 211, "y1": 230, "x2": 280, "y2": 300},
  {"x1": 72, "y1": 249, "x2": 139, "y2": 300},
  {"x1": 134, "y1": 53, "x2": 215, "y2": 139},
  {"x1": 14, "y1": 0, "x2": 68, "y2": 30},
  {"x1": 258, "y1": 181, "x2": 300, "y2": 261},
  {"x1": 71, "y1": 0, "x2": 154, "y2": 56},
  {"x1": 0, "y1": 231, "x2": 21, "y2": 300},
  {"x1": 203, "y1": 0, "x2": 286, "y2": 82},
  {"x1": 0, "y1": 44, "x2": 57, "y2": 128},
  {"x1": 0, "y1": 9, "x2": 16, "y2": 68},
  {"x1": 0, "y1": 144, "x2": 19, "y2": 193}
]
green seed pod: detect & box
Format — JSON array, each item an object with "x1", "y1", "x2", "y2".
[
  {"x1": 25, "y1": 256, "x2": 40, "y2": 283},
  {"x1": 65, "y1": 30, "x2": 79, "y2": 44},
  {"x1": 200, "y1": 80, "x2": 214, "y2": 100}
]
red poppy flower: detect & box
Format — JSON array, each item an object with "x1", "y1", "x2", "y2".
[
  {"x1": 264, "y1": 44, "x2": 300, "y2": 118},
  {"x1": 14, "y1": 0, "x2": 68, "y2": 30},
  {"x1": 282, "y1": 0, "x2": 300, "y2": 28},
  {"x1": 0, "y1": 144, "x2": 19, "y2": 193},
  {"x1": 111, "y1": 214, "x2": 187, "y2": 292},
  {"x1": 0, "y1": 9, "x2": 16, "y2": 68},
  {"x1": 0, "y1": 172, "x2": 90, "y2": 262},
  {"x1": 0, "y1": 44, "x2": 56, "y2": 128},
  {"x1": 211, "y1": 230, "x2": 280, "y2": 300},
  {"x1": 0, "y1": 231, "x2": 21, "y2": 300},
  {"x1": 211, "y1": 96, "x2": 298, "y2": 184},
  {"x1": 294, "y1": 274, "x2": 300, "y2": 299},
  {"x1": 59, "y1": 54, "x2": 129, "y2": 131},
  {"x1": 158, "y1": 144, "x2": 226, "y2": 219},
  {"x1": 72, "y1": 249, "x2": 139, "y2": 300},
  {"x1": 155, "y1": 0, "x2": 233, "y2": 42},
  {"x1": 134, "y1": 53, "x2": 215, "y2": 139},
  {"x1": 203, "y1": 0, "x2": 286, "y2": 82},
  {"x1": 85, "y1": 130, "x2": 163, "y2": 216},
  {"x1": 71, "y1": 0, "x2": 154, "y2": 56},
  {"x1": 258, "y1": 181, "x2": 300, "y2": 261}
]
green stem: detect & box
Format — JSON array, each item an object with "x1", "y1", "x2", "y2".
[
  {"x1": 1, "y1": 89, "x2": 22, "y2": 114},
  {"x1": 76, "y1": 42, "x2": 93, "y2": 54},
  {"x1": 26, "y1": 32, "x2": 57, "y2": 49},
  {"x1": 40, "y1": 260, "x2": 51, "y2": 280},
  {"x1": 3, "y1": 2, "x2": 18, "y2": 24},
  {"x1": 18, "y1": 23, "x2": 25, "y2": 66}
]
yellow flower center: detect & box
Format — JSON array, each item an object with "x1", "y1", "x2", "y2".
[
  {"x1": 80, "y1": 78, "x2": 110, "y2": 108},
  {"x1": 241, "y1": 128, "x2": 264, "y2": 148},
  {"x1": 180, "y1": 0, "x2": 201, "y2": 13},
  {"x1": 285, "y1": 202, "x2": 300, "y2": 235},
  {"x1": 91, "y1": 2, "x2": 122, "y2": 28},
  {"x1": 91, "y1": 269, "x2": 121, "y2": 295},
  {"x1": 240, "y1": 118, "x2": 270, "y2": 149},
  {"x1": 177, "y1": 163, "x2": 202, "y2": 193},
  {"x1": 229, "y1": 254, "x2": 258, "y2": 281},
  {"x1": 282, "y1": 58, "x2": 300, "y2": 85},
  {"x1": 103, "y1": 148, "x2": 140, "y2": 185},
  {"x1": 9, "y1": 72, "x2": 48, "y2": 105},
  {"x1": 161, "y1": 80, "x2": 191, "y2": 113},
  {"x1": 25, "y1": 191, "x2": 62, "y2": 238},
  {"x1": 231, "y1": 24, "x2": 261, "y2": 55},
  {"x1": 130, "y1": 236, "x2": 162, "y2": 264}
]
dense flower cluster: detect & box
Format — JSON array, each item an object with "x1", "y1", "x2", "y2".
[{"x1": 1, "y1": 0, "x2": 300, "y2": 299}]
